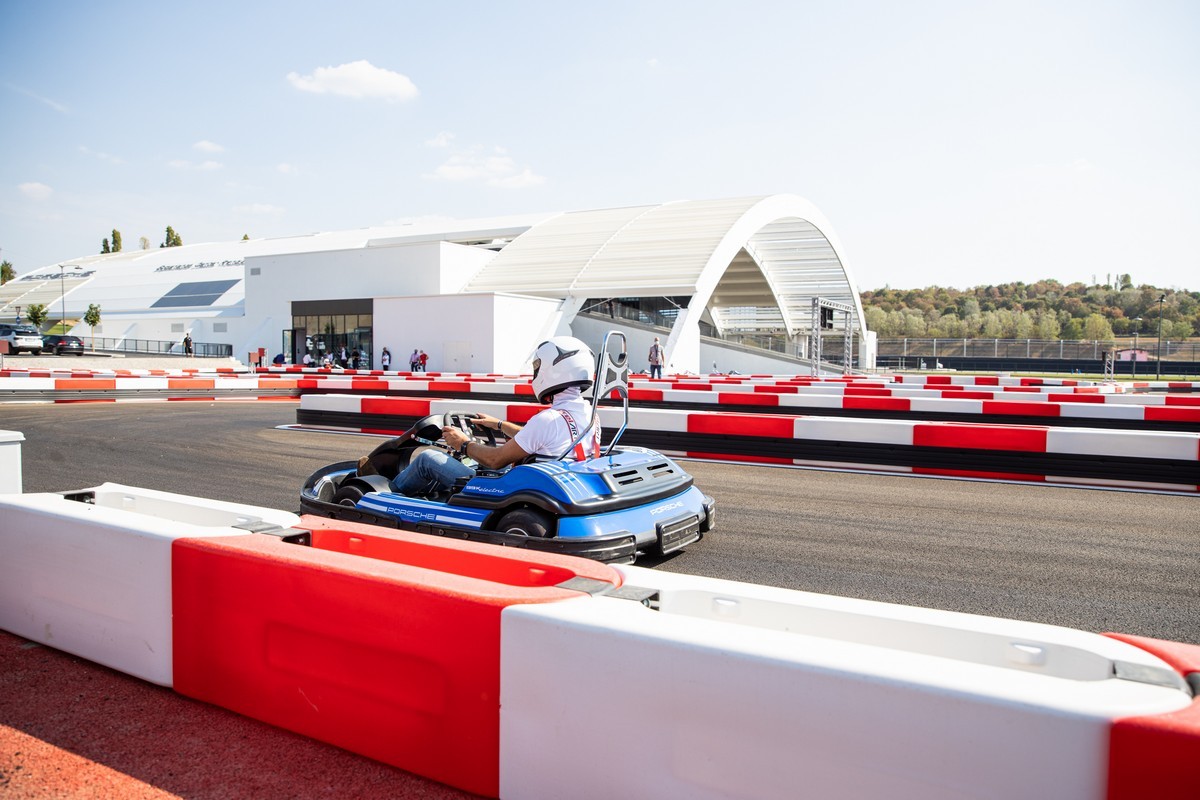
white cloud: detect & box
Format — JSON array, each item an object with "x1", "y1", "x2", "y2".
[
  {"x1": 276, "y1": 163, "x2": 298, "y2": 174},
  {"x1": 194, "y1": 140, "x2": 225, "y2": 153},
  {"x1": 233, "y1": 203, "x2": 284, "y2": 215},
  {"x1": 169, "y1": 159, "x2": 223, "y2": 171},
  {"x1": 8, "y1": 84, "x2": 68, "y2": 113},
  {"x1": 425, "y1": 131, "x2": 455, "y2": 148},
  {"x1": 648, "y1": 58, "x2": 659, "y2": 68},
  {"x1": 79, "y1": 145, "x2": 123, "y2": 164},
  {"x1": 427, "y1": 145, "x2": 545, "y2": 188},
  {"x1": 18, "y1": 182, "x2": 54, "y2": 200},
  {"x1": 287, "y1": 60, "x2": 419, "y2": 102}
]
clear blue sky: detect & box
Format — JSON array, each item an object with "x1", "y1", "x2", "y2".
[{"x1": 2, "y1": 0, "x2": 1197, "y2": 291}]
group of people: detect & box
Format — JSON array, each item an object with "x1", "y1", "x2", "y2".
[{"x1": 408, "y1": 348, "x2": 428, "y2": 371}]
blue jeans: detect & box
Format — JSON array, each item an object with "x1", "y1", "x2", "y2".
[
  {"x1": 389, "y1": 448, "x2": 475, "y2": 496},
  {"x1": 650, "y1": 364, "x2": 662, "y2": 379}
]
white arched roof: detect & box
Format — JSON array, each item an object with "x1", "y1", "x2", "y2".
[{"x1": 464, "y1": 194, "x2": 865, "y2": 338}]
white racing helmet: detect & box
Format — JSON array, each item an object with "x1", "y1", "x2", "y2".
[{"x1": 531, "y1": 336, "x2": 594, "y2": 403}]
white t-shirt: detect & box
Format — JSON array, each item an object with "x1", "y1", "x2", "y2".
[{"x1": 513, "y1": 389, "x2": 601, "y2": 460}]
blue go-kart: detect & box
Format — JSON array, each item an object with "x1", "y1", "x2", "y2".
[{"x1": 299, "y1": 334, "x2": 715, "y2": 563}]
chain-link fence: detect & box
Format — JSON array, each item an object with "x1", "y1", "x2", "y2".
[{"x1": 877, "y1": 338, "x2": 1200, "y2": 361}]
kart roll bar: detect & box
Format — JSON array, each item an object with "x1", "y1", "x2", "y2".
[{"x1": 558, "y1": 330, "x2": 629, "y2": 460}]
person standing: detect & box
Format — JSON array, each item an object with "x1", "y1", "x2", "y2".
[
  {"x1": 381, "y1": 347, "x2": 391, "y2": 370},
  {"x1": 182, "y1": 333, "x2": 194, "y2": 356},
  {"x1": 418, "y1": 350, "x2": 428, "y2": 372},
  {"x1": 409, "y1": 348, "x2": 420, "y2": 372},
  {"x1": 648, "y1": 336, "x2": 664, "y2": 379}
]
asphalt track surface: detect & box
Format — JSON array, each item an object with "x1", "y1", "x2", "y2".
[{"x1": 3, "y1": 401, "x2": 1198, "y2": 797}]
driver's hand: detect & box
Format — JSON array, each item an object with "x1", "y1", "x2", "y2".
[
  {"x1": 442, "y1": 425, "x2": 470, "y2": 449},
  {"x1": 470, "y1": 413, "x2": 500, "y2": 430}
]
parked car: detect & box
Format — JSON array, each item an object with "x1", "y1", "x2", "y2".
[
  {"x1": 42, "y1": 334, "x2": 85, "y2": 356},
  {"x1": 0, "y1": 323, "x2": 44, "y2": 355}
]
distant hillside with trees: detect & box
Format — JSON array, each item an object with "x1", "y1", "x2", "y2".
[{"x1": 861, "y1": 277, "x2": 1198, "y2": 341}]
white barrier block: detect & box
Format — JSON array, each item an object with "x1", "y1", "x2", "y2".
[
  {"x1": 795, "y1": 416, "x2": 917, "y2": 445},
  {"x1": 1047, "y1": 427, "x2": 1200, "y2": 460},
  {"x1": 300, "y1": 393, "x2": 366, "y2": 413},
  {"x1": 500, "y1": 567, "x2": 1190, "y2": 800},
  {"x1": 114, "y1": 377, "x2": 169, "y2": 389},
  {"x1": 910, "y1": 398, "x2": 984, "y2": 414},
  {"x1": 0, "y1": 483, "x2": 300, "y2": 686},
  {"x1": 779, "y1": 393, "x2": 846, "y2": 409},
  {"x1": 1059, "y1": 404, "x2": 1147, "y2": 421},
  {"x1": 0, "y1": 429, "x2": 24, "y2": 493}
]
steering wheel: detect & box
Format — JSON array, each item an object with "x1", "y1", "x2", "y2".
[{"x1": 442, "y1": 412, "x2": 498, "y2": 450}]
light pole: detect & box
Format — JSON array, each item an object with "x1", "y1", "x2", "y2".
[
  {"x1": 1132, "y1": 317, "x2": 1141, "y2": 380},
  {"x1": 1156, "y1": 294, "x2": 1166, "y2": 381},
  {"x1": 59, "y1": 264, "x2": 81, "y2": 332}
]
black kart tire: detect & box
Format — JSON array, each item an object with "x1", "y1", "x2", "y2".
[
  {"x1": 332, "y1": 484, "x2": 366, "y2": 507},
  {"x1": 496, "y1": 508, "x2": 555, "y2": 538}
]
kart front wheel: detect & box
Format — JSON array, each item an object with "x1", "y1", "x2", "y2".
[{"x1": 497, "y1": 508, "x2": 554, "y2": 538}]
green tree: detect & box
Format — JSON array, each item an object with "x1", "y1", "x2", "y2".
[
  {"x1": 161, "y1": 226, "x2": 183, "y2": 248},
  {"x1": 242, "y1": 233, "x2": 249, "y2": 241},
  {"x1": 101, "y1": 237, "x2": 111, "y2": 254},
  {"x1": 111, "y1": 229, "x2": 122, "y2": 252},
  {"x1": 83, "y1": 303, "x2": 102, "y2": 352},
  {"x1": 1083, "y1": 313, "x2": 1114, "y2": 341},
  {"x1": 26, "y1": 303, "x2": 48, "y2": 329},
  {"x1": 1, "y1": 260, "x2": 14, "y2": 285}
]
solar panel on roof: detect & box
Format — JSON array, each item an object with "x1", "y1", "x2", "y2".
[{"x1": 150, "y1": 280, "x2": 240, "y2": 308}]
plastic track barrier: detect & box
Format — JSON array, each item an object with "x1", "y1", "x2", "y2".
[
  {"x1": 1103, "y1": 633, "x2": 1200, "y2": 799},
  {"x1": 297, "y1": 396, "x2": 1200, "y2": 492},
  {"x1": 499, "y1": 566, "x2": 1195, "y2": 800},
  {"x1": 0, "y1": 484, "x2": 299, "y2": 685},
  {"x1": 171, "y1": 515, "x2": 622, "y2": 798}
]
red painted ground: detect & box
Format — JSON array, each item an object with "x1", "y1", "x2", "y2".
[{"x1": 0, "y1": 631, "x2": 479, "y2": 799}]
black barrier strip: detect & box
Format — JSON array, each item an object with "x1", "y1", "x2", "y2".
[{"x1": 294, "y1": 408, "x2": 1200, "y2": 487}]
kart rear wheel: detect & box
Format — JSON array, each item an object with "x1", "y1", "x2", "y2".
[
  {"x1": 497, "y1": 508, "x2": 554, "y2": 538},
  {"x1": 332, "y1": 483, "x2": 366, "y2": 507}
]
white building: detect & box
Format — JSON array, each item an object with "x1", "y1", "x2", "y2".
[{"x1": 1, "y1": 195, "x2": 874, "y2": 373}]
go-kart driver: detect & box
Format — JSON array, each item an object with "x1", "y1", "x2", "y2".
[{"x1": 388, "y1": 336, "x2": 603, "y2": 497}]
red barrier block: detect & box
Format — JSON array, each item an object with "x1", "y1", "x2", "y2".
[
  {"x1": 718, "y1": 392, "x2": 779, "y2": 406},
  {"x1": 55, "y1": 378, "x2": 117, "y2": 390},
  {"x1": 505, "y1": 403, "x2": 558, "y2": 425},
  {"x1": 628, "y1": 388, "x2": 664, "y2": 402},
  {"x1": 1144, "y1": 406, "x2": 1200, "y2": 423},
  {"x1": 361, "y1": 397, "x2": 432, "y2": 417},
  {"x1": 972, "y1": 375, "x2": 1000, "y2": 385},
  {"x1": 671, "y1": 382, "x2": 713, "y2": 391},
  {"x1": 1165, "y1": 396, "x2": 1200, "y2": 406},
  {"x1": 688, "y1": 412, "x2": 794, "y2": 438},
  {"x1": 1103, "y1": 633, "x2": 1200, "y2": 800},
  {"x1": 843, "y1": 387, "x2": 893, "y2": 397},
  {"x1": 167, "y1": 378, "x2": 215, "y2": 389},
  {"x1": 297, "y1": 379, "x2": 321, "y2": 389},
  {"x1": 982, "y1": 401, "x2": 1061, "y2": 417},
  {"x1": 946, "y1": 391, "x2": 995, "y2": 400},
  {"x1": 1048, "y1": 393, "x2": 1106, "y2": 404},
  {"x1": 913, "y1": 467, "x2": 1046, "y2": 482},
  {"x1": 428, "y1": 381, "x2": 471, "y2": 393},
  {"x1": 925, "y1": 375, "x2": 952, "y2": 385},
  {"x1": 351, "y1": 379, "x2": 389, "y2": 392},
  {"x1": 173, "y1": 519, "x2": 620, "y2": 798},
  {"x1": 513, "y1": 384, "x2": 534, "y2": 397},
  {"x1": 843, "y1": 397, "x2": 911, "y2": 412},
  {"x1": 754, "y1": 385, "x2": 799, "y2": 393},
  {"x1": 914, "y1": 422, "x2": 1048, "y2": 452}
]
